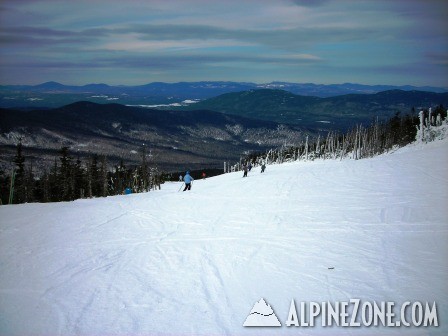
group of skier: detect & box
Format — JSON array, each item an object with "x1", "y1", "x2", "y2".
[
  {"x1": 178, "y1": 162, "x2": 266, "y2": 191},
  {"x1": 242, "y1": 162, "x2": 266, "y2": 177}
]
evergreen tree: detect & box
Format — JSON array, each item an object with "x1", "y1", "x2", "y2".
[
  {"x1": 90, "y1": 155, "x2": 100, "y2": 197},
  {"x1": 36, "y1": 169, "x2": 49, "y2": 203},
  {"x1": 59, "y1": 147, "x2": 73, "y2": 201},
  {"x1": 13, "y1": 140, "x2": 26, "y2": 203},
  {"x1": 74, "y1": 156, "x2": 86, "y2": 199},
  {"x1": 23, "y1": 160, "x2": 35, "y2": 203},
  {"x1": 0, "y1": 168, "x2": 8, "y2": 205},
  {"x1": 114, "y1": 159, "x2": 126, "y2": 194},
  {"x1": 49, "y1": 158, "x2": 60, "y2": 202},
  {"x1": 141, "y1": 145, "x2": 149, "y2": 191},
  {"x1": 100, "y1": 155, "x2": 108, "y2": 197}
]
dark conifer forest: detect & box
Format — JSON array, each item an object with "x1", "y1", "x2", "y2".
[{"x1": 1, "y1": 105, "x2": 445, "y2": 205}]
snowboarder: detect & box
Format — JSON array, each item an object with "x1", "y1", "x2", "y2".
[
  {"x1": 261, "y1": 163, "x2": 266, "y2": 173},
  {"x1": 183, "y1": 171, "x2": 194, "y2": 191},
  {"x1": 179, "y1": 174, "x2": 183, "y2": 182},
  {"x1": 243, "y1": 164, "x2": 248, "y2": 177}
]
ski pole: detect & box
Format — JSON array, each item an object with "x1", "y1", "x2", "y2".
[{"x1": 178, "y1": 183, "x2": 184, "y2": 192}]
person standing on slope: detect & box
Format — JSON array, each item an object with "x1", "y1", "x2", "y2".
[
  {"x1": 243, "y1": 164, "x2": 248, "y2": 178},
  {"x1": 183, "y1": 171, "x2": 194, "y2": 191},
  {"x1": 261, "y1": 163, "x2": 266, "y2": 173}
]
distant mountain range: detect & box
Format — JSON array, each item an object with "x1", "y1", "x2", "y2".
[
  {"x1": 1, "y1": 81, "x2": 446, "y2": 109},
  {"x1": 1, "y1": 86, "x2": 447, "y2": 173},
  {"x1": 177, "y1": 89, "x2": 448, "y2": 131},
  {"x1": 0, "y1": 102, "x2": 306, "y2": 173}
]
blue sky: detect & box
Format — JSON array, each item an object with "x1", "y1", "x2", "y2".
[{"x1": 0, "y1": 0, "x2": 447, "y2": 86}]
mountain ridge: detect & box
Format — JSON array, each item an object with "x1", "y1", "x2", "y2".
[
  {"x1": 3, "y1": 81, "x2": 446, "y2": 94},
  {"x1": 1, "y1": 81, "x2": 446, "y2": 109},
  {"x1": 177, "y1": 89, "x2": 448, "y2": 130},
  {"x1": 0, "y1": 101, "x2": 306, "y2": 173}
]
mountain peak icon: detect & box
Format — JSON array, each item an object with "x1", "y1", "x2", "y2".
[{"x1": 243, "y1": 298, "x2": 282, "y2": 327}]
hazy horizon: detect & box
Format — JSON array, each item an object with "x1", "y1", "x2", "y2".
[{"x1": 2, "y1": 80, "x2": 448, "y2": 90}]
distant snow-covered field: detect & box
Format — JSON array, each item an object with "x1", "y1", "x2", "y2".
[{"x1": 1, "y1": 138, "x2": 447, "y2": 335}]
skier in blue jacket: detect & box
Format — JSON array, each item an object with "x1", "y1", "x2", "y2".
[{"x1": 183, "y1": 171, "x2": 194, "y2": 191}]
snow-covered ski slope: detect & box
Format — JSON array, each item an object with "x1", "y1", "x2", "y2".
[{"x1": 1, "y1": 139, "x2": 447, "y2": 336}]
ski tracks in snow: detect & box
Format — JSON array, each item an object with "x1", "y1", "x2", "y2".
[
  {"x1": 198, "y1": 246, "x2": 232, "y2": 335},
  {"x1": 0, "y1": 140, "x2": 447, "y2": 335}
]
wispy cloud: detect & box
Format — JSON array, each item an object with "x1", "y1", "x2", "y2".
[{"x1": 0, "y1": 0, "x2": 446, "y2": 86}]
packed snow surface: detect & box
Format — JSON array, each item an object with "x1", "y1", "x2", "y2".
[{"x1": 1, "y1": 139, "x2": 447, "y2": 335}]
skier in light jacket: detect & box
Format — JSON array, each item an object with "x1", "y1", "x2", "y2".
[{"x1": 183, "y1": 171, "x2": 194, "y2": 191}]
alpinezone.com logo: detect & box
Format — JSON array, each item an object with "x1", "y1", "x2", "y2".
[{"x1": 244, "y1": 298, "x2": 439, "y2": 328}]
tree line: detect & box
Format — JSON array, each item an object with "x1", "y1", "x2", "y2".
[
  {"x1": 229, "y1": 106, "x2": 447, "y2": 170},
  {"x1": 2, "y1": 105, "x2": 446, "y2": 204},
  {"x1": 0, "y1": 145, "x2": 163, "y2": 205}
]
